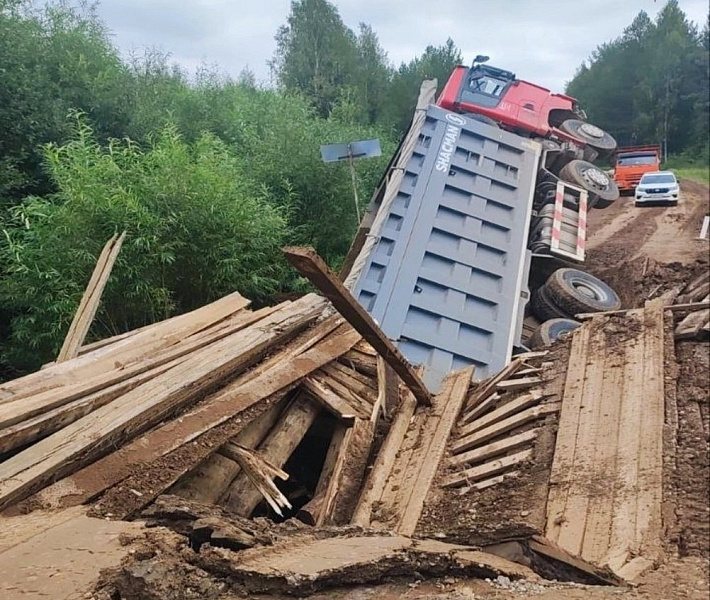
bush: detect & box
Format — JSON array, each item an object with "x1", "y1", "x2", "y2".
[{"x1": 0, "y1": 119, "x2": 288, "y2": 370}]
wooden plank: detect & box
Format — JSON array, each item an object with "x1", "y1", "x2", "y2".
[
  {"x1": 457, "y1": 391, "x2": 543, "y2": 439},
  {"x1": 371, "y1": 356, "x2": 387, "y2": 422},
  {"x1": 555, "y1": 325, "x2": 608, "y2": 556},
  {"x1": 319, "y1": 419, "x2": 375, "y2": 526},
  {"x1": 461, "y1": 471, "x2": 519, "y2": 493},
  {"x1": 603, "y1": 324, "x2": 646, "y2": 569},
  {"x1": 441, "y1": 449, "x2": 533, "y2": 489},
  {"x1": 634, "y1": 305, "x2": 665, "y2": 560},
  {"x1": 170, "y1": 399, "x2": 287, "y2": 504},
  {"x1": 351, "y1": 389, "x2": 417, "y2": 527},
  {"x1": 0, "y1": 360, "x2": 178, "y2": 455},
  {"x1": 283, "y1": 246, "x2": 432, "y2": 407},
  {"x1": 544, "y1": 323, "x2": 592, "y2": 543},
  {"x1": 0, "y1": 296, "x2": 325, "y2": 511},
  {"x1": 453, "y1": 402, "x2": 561, "y2": 455},
  {"x1": 57, "y1": 232, "x2": 126, "y2": 362},
  {"x1": 337, "y1": 350, "x2": 377, "y2": 377},
  {"x1": 576, "y1": 301, "x2": 709, "y2": 320},
  {"x1": 579, "y1": 345, "x2": 625, "y2": 563},
  {"x1": 460, "y1": 393, "x2": 500, "y2": 424},
  {"x1": 496, "y1": 377, "x2": 542, "y2": 392},
  {"x1": 398, "y1": 367, "x2": 473, "y2": 536},
  {"x1": 0, "y1": 305, "x2": 272, "y2": 430},
  {"x1": 320, "y1": 362, "x2": 377, "y2": 403},
  {"x1": 449, "y1": 428, "x2": 540, "y2": 467},
  {"x1": 0, "y1": 290, "x2": 251, "y2": 406},
  {"x1": 461, "y1": 358, "x2": 525, "y2": 421},
  {"x1": 309, "y1": 371, "x2": 373, "y2": 417},
  {"x1": 301, "y1": 377, "x2": 360, "y2": 421},
  {"x1": 681, "y1": 271, "x2": 710, "y2": 296}
]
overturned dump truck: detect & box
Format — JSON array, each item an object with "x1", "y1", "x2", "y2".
[{"x1": 343, "y1": 63, "x2": 622, "y2": 391}]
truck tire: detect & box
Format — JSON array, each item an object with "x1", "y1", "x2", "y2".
[
  {"x1": 559, "y1": 159, "x2": 620, "y2": 206},
  {"x1": 530, "y1": 285, "x2": 569, "y2": 321},
  {"x1": 545, "y1": 268, "x2": 621, "y2": 316},
  {"x1": 558, "y1": 119, "x2": 617, "y2": 156},
  {"x1": 529, "y1": 318, "x2": 581, "y2": 348}
]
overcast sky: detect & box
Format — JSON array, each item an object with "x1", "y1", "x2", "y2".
[{"x1": 94, "y1": 0, "x2": 708, "y2": 93}]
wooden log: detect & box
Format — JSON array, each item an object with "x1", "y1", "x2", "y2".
[
  {"x1": 283, "y1": 246, "x2": 433, "y2": 407},
  {"x1": 170, "y1": 398, "x2": 286, "y2": 504},
  {"x1": 397, "y1": 367, "x2": 473, "y2": 536},
  {"x1": 351, "y1": 389, "x2": 417, "y2": 527},
  {"x1": 452, "y1": 403, "x2": 561, "y2": 455},
  {"x1": 221, "y1": 394, "x2": 321, "y2": 517},
  {"x1": 319, "y1": 418, "x2": 375, "y2": 526},
  {"x1": 301, "y1": 377, "x2": 360, "y2": 421},
  {"x1": 0, "y1": 305, "x2": 273, "y2": 431},
  {"x1": 450, "y1": 428, "x2": 541, "y2": 466},
  {"x1": 441, "y1": 449, "x2": 534, "y2": 488},
  {"x1": 57, "y1": 232, "x2": 126, "y2": 362},
  {"x1": 457, "y1": 391, "x2": 543, "y2": 439},
  {"x1": 0, "y1": 296, "x2": 325, "y2": 511}
]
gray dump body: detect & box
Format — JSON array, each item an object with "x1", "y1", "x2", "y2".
[{"x1": 350, "y1": 105, "x2": 541, "y2": 391}]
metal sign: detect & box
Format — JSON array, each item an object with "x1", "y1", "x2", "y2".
[{"x1": 320, "y1": 139, "x2": 381, "y2": 163}]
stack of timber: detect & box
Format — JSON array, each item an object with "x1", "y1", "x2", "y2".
[
  {"x1": 0, "y1": 290, "x2": 390, "y2": 521},
  {"x1": 443, "y1": 353, "x2": 559, "y2": 492},
  {"x1": 544, "y1": 301, "x2": 668, "y2": 582}
]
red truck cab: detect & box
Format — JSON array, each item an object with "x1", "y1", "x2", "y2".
[
  {"x1": 437, "y1": 64, "x2": 591, "y2": 147},
  {"x1": 613, "y1": 146, "x2": 661, "y2": 194}
]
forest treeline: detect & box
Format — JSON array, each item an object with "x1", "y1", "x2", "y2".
[
  {"x1": 0, "y1": 0, "x2": 707, "y2": 373},
  {"x1": 566, "y1": 1, "x2": 709, "y2": 160}
]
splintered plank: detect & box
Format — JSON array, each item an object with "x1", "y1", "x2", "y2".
[
  {"x1": 457, "y1": 391, "x2": 543, "y2": 439},
  {"x1": 351, "y1": 389, "x2": 418, "y2": 527},
  {"x1": 397, "y1": 367, "x2": 473, "y2": 535},
  {"x1": 221, "y1": 394, "x2": 321, "y2": 517},
  {"x1": 0, "y1": 296, "x2": 325, "y2": 512},
  {"x1": 301, "y1": 377, "x2": 360, "y2": 421},
  {"x1": 442, "y1": 449, "x2": 533, "y2": 489},
  {"x1": 495, "y1": 377, "x2": 542, "y2": 393},
  {"x1": 544, "y1": 324, "x2": 592, "y2": 544},
  {"x1": 675, "y1": 308, "x2": 710, "y2": 340},
  {"x1": 283, "y1": 246, "x2": 432, "y2": 406},
  {"x1": 57, "y1": 232, "x2": 126, "y2": 363},
  {"x1": 461, "y1": 393, "x2": 500, "y2": 424},
  {"x1": 461, "y1": 359, "x2": 525, "y2": 420}
]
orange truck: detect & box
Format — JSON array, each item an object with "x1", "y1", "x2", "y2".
[{"x1": 613, "y1": 145, "x2": 661, "y2": 194}]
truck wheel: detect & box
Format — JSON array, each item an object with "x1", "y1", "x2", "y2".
[
  {"x1": 530, "y1": 286, "x2": 570, "y2": 321},
  {"x1": 559, "y1": 159, "x2": 620, "y2": 205},
  {"x1": 559, "y1": 119, "x2": 617, "y2": 156},
  {"x1": 529, "y1": 318, "x2": 581, "y2": 348},
  {"x1": 545, "y1": 268, "x2": 621, "y2": 316}
]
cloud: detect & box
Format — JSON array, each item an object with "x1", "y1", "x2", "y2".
[{"x1": 94, "y1": 0, "x2": 709, "y2": 91}]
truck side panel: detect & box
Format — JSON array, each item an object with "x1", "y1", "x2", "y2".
[{"x1": 351, "y1": 105, "x2": 541, "y2": 391}]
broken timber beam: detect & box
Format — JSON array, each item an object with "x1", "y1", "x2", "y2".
[
  {"x1": 57, "y1": 232, "x2": 126, "y2": 363},
  {"x1": 283, "y1": 246, "x2": 432, "y2": 406}
]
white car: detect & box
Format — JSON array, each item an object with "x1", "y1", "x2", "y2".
[{"x1": 635, "y1": 171, "x2": 679, "y2": 206}]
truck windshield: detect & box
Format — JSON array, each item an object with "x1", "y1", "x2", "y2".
[
  {"x1": 470, "y1": 75, "x2": 508, "y2": 97},
  {"x1": 641, "y1": 174, "x2": 676, "y2": 184},
  {"x1": 617, "y1": 155, "x2": 657, "y2": 166}
]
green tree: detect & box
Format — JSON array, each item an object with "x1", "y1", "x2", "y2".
[{"x1": 272, "y1": 0, "x2": 359, "y2": 117}]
